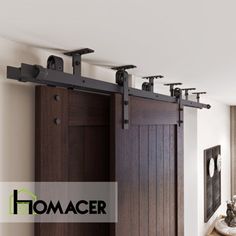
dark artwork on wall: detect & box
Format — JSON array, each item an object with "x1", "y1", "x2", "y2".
[{"x1": 204, "y1": 145, "x2": 221, "y2": 223}]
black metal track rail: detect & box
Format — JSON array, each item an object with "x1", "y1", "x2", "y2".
[{"x1": 7, "y1": 63, "x2": 210, "y2": 110}]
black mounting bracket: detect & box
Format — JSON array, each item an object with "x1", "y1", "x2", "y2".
[
  {"x1": 112, "y1": 65, "x2": 136, "y2": 85},
  {"x1": 192, "y1": 92, "x2": 207, "y2": 103},
  {"x1": 111, "y1": 65, "x2": 136, "y2": 71},
  {"x1": 182, "y1": 88, "x2": 196, "y2": 100},
  {"x1": 164, "y1": 83, "x2": 183, "y2": 96},
  {"x1": 112, "y1": 65, "x2": 136, "y2": 129},
  {"x1": 142, "y1": 75, "x2": 164, "y2": 92},
  {"x1": 64, "y1": 48, "x2": 94, "y2": 75}
]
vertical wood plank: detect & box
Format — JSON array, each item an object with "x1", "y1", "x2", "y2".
[
  {"x1": 109, "y1": 95, "x2": 116, "y2": 236},
  {"x1": 156, "y1": 125, "x2": 164, "y2": 236},
  {"x1": 68, "y1": 126, "x2": 85, "y2": 181},
  {"x1": 139, "y1": 126, "x2": 149, "y2": 236},
  {"x1": 169, "y1": 125, "x2": 177, "y2": 236},
  {"x1": 35, "y1": 86, "x2": 69, "y2": 236},
  {"x1": 84, "y1": 126, "x2": 110, "y2": 181},
  {"x1": 164, "y1": 125, "x2": 170, "y2": 236},
  {"x1": 148, "y1": 125, "x2": 157, "y2": 236},
  {"x1": 177, "y1": 123, "x2": 184, "y2": 236},
  {"x1": 129, "y1": 126, "x2": 140, "y2": 236}
]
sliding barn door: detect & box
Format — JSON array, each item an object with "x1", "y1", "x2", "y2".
[
  {"x1": 35, "y1": 86, "x2": 183, "y2": 236},
  {"x1": 35, "y1": 86, "x2": 111, "y2": 236},
  {"x1": 112, "y1": 94, "x2": 183, "y2": 236}
]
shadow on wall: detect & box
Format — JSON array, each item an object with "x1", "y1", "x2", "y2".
[
  {"x1": 0, "y1": 82, "x2": 35, "y2": 181},
  {"x1": 0, "y1": 38, "x2": 50, "y2": 236},
  {"x1": 0, "y1": 223, "x2": 34, "y2": 235}
]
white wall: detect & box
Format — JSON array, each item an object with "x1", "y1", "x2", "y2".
[
  {"x1": 197, "y1": 98, "x2": 231, "y2": 236},
  {"x1": 184, "y1": 100, "x2": 230, "y2": 236},
  {"x1": 0, "y1": 37, "x2": 231, "y2": 236},
  {"x1": 184, "y1": 107, "x2": 198, "y2": 236}
]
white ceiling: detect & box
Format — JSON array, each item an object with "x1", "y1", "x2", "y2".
[{"x1": 0, "y1": 0, "x2": 236, "y2": 104}]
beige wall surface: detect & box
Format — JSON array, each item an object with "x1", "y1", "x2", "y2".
[{"x1": 0, "y1": 38, "x2": 43, "y2": 235}]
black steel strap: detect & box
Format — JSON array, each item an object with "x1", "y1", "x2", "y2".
[
  {"x1": 123, "y1": 72, "x2": 129, "y2": 129},
  {"x1": 174, "y1": 88, "x2": 184, "y2": 126},
  {"x1": 113, "y1": 66, "x2": 136, "y2": 129}
]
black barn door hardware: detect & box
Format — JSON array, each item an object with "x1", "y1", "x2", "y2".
[
  {"x1": 112, "y1": 65, "x2": 136, "y2": 129},
  {"x1": 47, "y1": 56, "x2": 64, "y2": 72},
  {"x1": 182, "y1": 88, "x2": 196, "y2": 100},
  {"x1": 164, "y1": 82, "x2": 183, "y2": 96},
  {"x1": 192, "y1": 92, "x2": 207, "y2": 103},
  {"x1": 6, "y1": 48, "x2": 211, "y2": 129},
  {"x1": 142, "y1": 75, "x2": 164, "y2": 92},
  {"x1": 111, "y1": 65, "x2": 136, "y2": 85},
  {"x1": 64, "y1": 48, "x2": 94, "y2": 75},
  {"x1": 111, "y1": 65, "x2": 136, "y2": 71},
  {"x1": 174, "y1": 88, "x2": 184, "y2": 126}
]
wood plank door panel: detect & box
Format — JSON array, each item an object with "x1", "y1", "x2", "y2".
[
  {"x1": 35, "y1": 86, "x2": 111, "y2": 236},
  {"x1": 35, "y1": 86, "x2": 183, "y2": 236},
  {"x1": 112, "y1": 94, "x2": 183, "y2": 236}
]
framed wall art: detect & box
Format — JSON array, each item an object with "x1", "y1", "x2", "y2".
[{"x1": 204, "y1": 145, "x2": 221, "y2": 222}]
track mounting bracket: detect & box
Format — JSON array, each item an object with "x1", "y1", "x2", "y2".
[
  {"x1": 182, "y1": 88, "x2": 196, "y2": 100},
  {"x1": 164, "y1": 83, "x2": 183, "y2": 96},
  {"x1": 142, "y1": 75, "x2": 164, "y2": 92},
  {"x1": 64, "y1": 48, "x2": 94, "y2": 75},
  {"x1": 192, "y1": 92, "x2": 207, "y2": 103}
]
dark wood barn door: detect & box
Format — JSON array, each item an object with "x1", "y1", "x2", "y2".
[
  {"x1": 35, "y1": 86, "x2": 183, "y2": 236},
  {"x1": 111, "y1": 94, "x2": 183, "y2": 236}
]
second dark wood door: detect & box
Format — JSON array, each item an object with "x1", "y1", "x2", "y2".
[{"x1": 112, "y1": 94, "x2": 183, "y2": 236}]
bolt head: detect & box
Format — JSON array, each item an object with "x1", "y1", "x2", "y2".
[
  {"x1": 54, "y1": 95, "x2": 60, "y2": 101},
  {"x1": 124, "y1": 119, "x2": 129, "y2": 124},
  {"x1": 54, "y1": 118, "x2": 61, "y2": 125}
]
